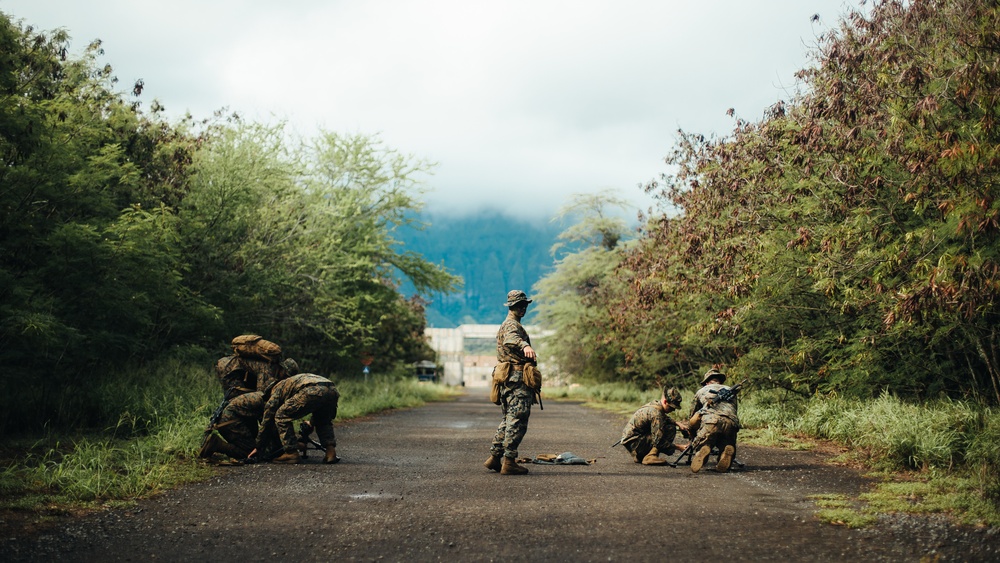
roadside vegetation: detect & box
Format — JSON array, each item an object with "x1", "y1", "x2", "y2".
[
  {"x1": 0, "y1": 355, "x2": 454, "y2": 522},
  {"x1": 547, "y1": 382, "x2": 1000, "y2": 526},
  {"x1": 0, "y1": 8, "x2": 459, "y2": 526},
  {"x1": 0, "y1": 11, "x2": 460, "y2": 436},
  {"x1": 535, "y1": 0, "x2": 1000, "y2": 530}
]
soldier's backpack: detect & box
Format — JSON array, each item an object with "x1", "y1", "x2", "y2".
[{"x1": 231, "y1": 334, "x2": 282, "y2": 362}]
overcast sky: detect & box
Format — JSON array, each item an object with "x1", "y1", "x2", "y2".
[{"x1": 2, "y1": 1, "x2": 859, "y2": 217}]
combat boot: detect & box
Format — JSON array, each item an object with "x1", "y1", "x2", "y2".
[
  {"x1": 690, "y1": 445, "x2": 711, "y2": 473},
  {"x1": 641, "y1": 447, "x2": 668, "y2": 466},
  {"x1": 715, "y1": 445, "x2": 735, "y2": 473},
  {"x1": 272, "y1": 451, "x2": 301, "y2": 464},
  {"x1": 199, "y1": 434, "x2": 246, "y2": 460},
  {"x1": 500, "y1": 457, "x2": 529, "y2": 475},
  {"x1": 198, "y1": 434, "x2": 224, "y2": 458},
  {"x1": 323, "y1": 446, "x2": 340, "y2": 464},
  {"x1": 484, "y1": 454, "x2": 502, "y2": 472}
]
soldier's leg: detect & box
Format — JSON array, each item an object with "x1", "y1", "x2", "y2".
[
  {"x1": 715, "y1": 420, "x2": 738, "y2": 472},
  {"x1": 502, "y1": 385, "x2": 533, "y2": 459},
  {"x1": 490, "y1": 395, "x2": 510, "y2": 456},
  {"x1": 628, "y1": 437, "x2": 653, "y2": 463},
  {"x1": 690, "y1": 421, "x2": 718, "y2": 473},
  {"x1": 310, "y1": 390, "x2": 339, "y2": 448},
  {"x1": 273, "y1": 389, "x2": 325, "y2": 453},
  {"x1": 653, "y1": 417, "x2": 679, "y2": 455},
  {"x1": 309, "y1": 388, "x2": 340, "y2": 464},
  {"x1": 215, "y1": 392, "x2": 264, "y2": 455}
]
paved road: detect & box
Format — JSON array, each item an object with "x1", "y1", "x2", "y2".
[{"x1": 3, "y1": 389, "x2": 995, "y2": 561}]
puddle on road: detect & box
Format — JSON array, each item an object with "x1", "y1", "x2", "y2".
[
  {"x1": 441, "y1": 421, "x2": 473, "y2": 429},
  {"x1": 348, "y1": 492, "x2": 400, "y2": 500}
]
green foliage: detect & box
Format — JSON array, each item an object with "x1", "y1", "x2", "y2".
[
  {"x1": 533, "y1": 192, "x2": 636, "y2": 383},
  {"x1": 737, "y1": 389, "x2": 1000, "y2": 525},
  {"x1": 811, "y1": 493, "x2": 879, "y2": 529},
  {"x1": 0, "y1": 13, "x2": 459, "y2": 432},
  {"x1": 533, "y1": 0, "x2": 1000, "y2": 403},
  {"x1": 334, "y1": 370, "x2": 458, "y2": 420},
  {"x1": 178, "y1": 123, "x2": 459, "y2": 373}
]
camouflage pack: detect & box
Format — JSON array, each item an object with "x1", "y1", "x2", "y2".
[{"x1": 231, "y1": 334, "x2": 282, "y2": 362}]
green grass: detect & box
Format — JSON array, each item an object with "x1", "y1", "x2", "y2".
[
  {"x1": 810, "y1": 493, "x2": 878, "y2": 527},
  {"x1": 545, "y1": 383, "x2": 665, "y2": 416}
]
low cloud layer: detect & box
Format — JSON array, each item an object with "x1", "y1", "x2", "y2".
[{"x1": 2, "y1": 0, "x2": 857, "y2": 216}]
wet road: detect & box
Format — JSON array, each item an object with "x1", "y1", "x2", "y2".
[{"x1": 3, "y1": 388, "x2": 995, "y2": 562}]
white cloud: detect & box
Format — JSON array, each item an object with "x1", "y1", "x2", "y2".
[{"x1": 1, "y1": 0, "x2": 858, "y2": 216}]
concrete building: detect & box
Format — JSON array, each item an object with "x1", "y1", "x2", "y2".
[{"x1": 425, "y1": 324, "x2": 552, "y2": 387}]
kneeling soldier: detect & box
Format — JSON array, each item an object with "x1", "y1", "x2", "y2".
[
  {"x1": 687, "y1": 368, "x2": 740, "y2": 473},
  {"x1": 620, "y1": 386, "x2": 685, "y2": 465}
]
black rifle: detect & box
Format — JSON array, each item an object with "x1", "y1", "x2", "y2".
[
  {"x1": 610, "y1": 435, "x2": 641, "y2": 449},
  {"x1": 199, "y1": 389, "x2": 237, "y2": 452},
  {"x1": 243, "y1": 447, "x2": 283, "y2": 464},
  {"x1": 669, "y1": 443, "x2": 695, "y2": 467},
  {"x1": 666, "y1": 424, "x2": 695, "y2": 467},
  {"x1": 297, "y1": 422, "x2": 325, "y2": 457},
  {"x1": 706, "y1": 379, "x2": 747, "y2": 406}
]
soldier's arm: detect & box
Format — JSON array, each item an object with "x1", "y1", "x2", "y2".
[{"x1": 255, "y1": 394, "x2": 281, "y2": 448}]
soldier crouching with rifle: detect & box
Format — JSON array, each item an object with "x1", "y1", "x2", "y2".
[
  {"x1": 248, "y1": 371, "x2": 340, "y2": 465},
  {"x1": 615, "y1": 386, "x2": 687, "y2": 465},
  {"x1": 200, "y1": 351, "x2": 296, "y2": 461},
  {"x1": 686, "y1": 368, "x2": 741, "y2": 473}
]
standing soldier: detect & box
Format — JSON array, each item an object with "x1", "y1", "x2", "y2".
[
  {"x1": 687, "y1": 368, "x2": 740, "y2": 473},
  {"x1": 251, "y1": 372, "x2": 340, "y2": 465},
  {"x1": 619, "y1": 386, "x2": 686, "y2": 465},
  {"x1": 484, "y1": 290, "x2": 539, "y2": 476}
]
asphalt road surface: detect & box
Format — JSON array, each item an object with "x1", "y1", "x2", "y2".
[{"x1": 2, "y1": 388, "x2": 996, "y2": 562}]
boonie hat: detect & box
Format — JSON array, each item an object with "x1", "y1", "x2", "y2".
[
  {"x1": 663, "y1": 387, "x2": 682, "y2": 408},
  {"x1": 504, "y1": 290, "x2": 533, "y2": 307},
  {"x1": 700, "y1": 368, "x2": 727, "y2": 386}
]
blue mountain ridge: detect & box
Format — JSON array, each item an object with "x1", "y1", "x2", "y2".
[{"x1": 394, "y1": 210, "x2": 563, "y2": 328}]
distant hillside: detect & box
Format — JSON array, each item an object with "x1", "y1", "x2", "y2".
[{"x1": 396, "y1": 210, "x2": 562, "y2": 327}]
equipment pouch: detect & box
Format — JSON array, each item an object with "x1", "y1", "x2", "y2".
[
  {"x1": 490, "y1": 362, "x2": 512, "y2": 405},
  {"x1": 522, "y1": 364, "x2": 542, "y2": 392}
]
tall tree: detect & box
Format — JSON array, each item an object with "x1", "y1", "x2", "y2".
[
  {"x1": 612, "y1": 0, "x2": 1000, "y2": 401},
  {"x1": 534, "y1": 191, "x2": 636, "y2": 382}
]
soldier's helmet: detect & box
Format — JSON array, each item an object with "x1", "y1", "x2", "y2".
[
  {"x1": 504, "y1": 290, "x2": 533, "y2": 307},
  {"x1": 701, "y1": 368, "x2": 727, "y2": 386},
  {"x1": 663, "y1": 387, "x2": 682, "y2": 408},
  {"x1": 281, "y1": 358, "x2": 299, "y2": 377}
]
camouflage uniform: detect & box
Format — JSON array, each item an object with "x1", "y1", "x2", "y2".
[
  {"x1": 689, "y1": 382, "x2": 740, "y2": 459},
  {"x1": 490, "y1": 305, "x2": 534, "y2": 461},
  {"x1": 215, "y1": 355, "x2": 253, "y2": 396},
  {"x1": 257, "y1": 373, "x2": 339, "y2": 455},
  {"x1": 212, "y1": 355, "x2": 290, "y2": 457},
  {"x1": 216, "y1": 392, "x2": 265, "y2": 456},
  {"x1": 621, "y1": 401, "x2": 680, "y2": 462},
  {"x1": 243, "y1": 357, "x2": 287, "y2": 395}
]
